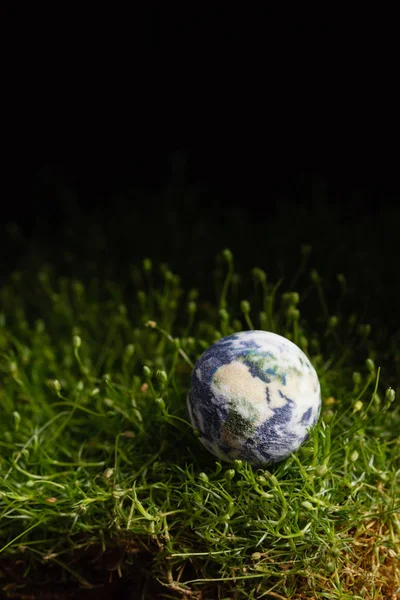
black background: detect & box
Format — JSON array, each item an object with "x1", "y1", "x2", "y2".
[
  {"x1": 2, "y1": 141, "x2": 399, "y2": 289},
  {"x1": 1, "y1": 14, "x2": 400, "y2": 330}
]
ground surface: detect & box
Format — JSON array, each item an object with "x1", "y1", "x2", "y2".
[{"x1": 1, "y1": 168, "x2": 399, "y2": 598}]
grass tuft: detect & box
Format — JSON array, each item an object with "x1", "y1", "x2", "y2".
[{"x1": 0, "y1": 251, "x2": 399, "y2": 599}]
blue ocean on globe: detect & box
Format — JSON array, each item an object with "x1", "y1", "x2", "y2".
[{"x1": 187, "y1": 330, "x2": 321, "y2": 466}]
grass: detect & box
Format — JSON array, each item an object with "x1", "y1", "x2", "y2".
[{"x1": 0, "y1": 249, "x2": 399, "y2": 599}]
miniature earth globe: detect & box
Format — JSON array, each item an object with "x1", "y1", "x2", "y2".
[{"x1": 187, "y1": 330, "x2": 321, "y2": 466}]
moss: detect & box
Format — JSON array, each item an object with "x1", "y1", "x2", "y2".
[{"x1": 0, "y1": 250, "x2": 399, "y2": 599}]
